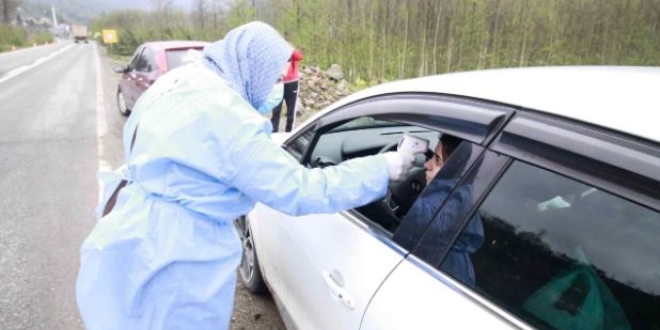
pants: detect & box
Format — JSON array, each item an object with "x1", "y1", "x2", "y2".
[{"x1": 271, "y1": 80, "x2": 299, "y2": 132}]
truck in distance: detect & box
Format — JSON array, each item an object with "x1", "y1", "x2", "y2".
[{"x1": 72, "y1": 25, "x2": 88, "y2": 43}]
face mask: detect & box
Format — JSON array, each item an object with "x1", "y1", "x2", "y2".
[{"x1": 257, "y1": 83, "x2": 284, "y2": 115}]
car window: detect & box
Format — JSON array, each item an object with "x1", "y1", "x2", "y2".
[
  {"x1": 165, "y1": 49, "x2": 202, "y2": 71},
  {"x1": 446, "y1": 161, "x2": 660, "y2": 330},
  {"x1": 136, "y1": 48, "x2": 155, "y2": 72},
  {"x1": 128, "y1": 47, "x2": 143, "y2": 70},
  {"x1": 287, "y1": 128, "x2": 316, "y2": 162},
  {"x1": 145, "y1": 49, "x2": 158, "y2": 72},
  {"x1": 299, "y1": 116, "x2": 437, "y2": 232}
]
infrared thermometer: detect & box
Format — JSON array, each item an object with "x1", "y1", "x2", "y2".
[{"x1": 397, "y1": 134, "x2": 429, "y2": 155}]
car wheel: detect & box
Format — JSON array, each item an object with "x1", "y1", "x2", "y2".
[
  {"x1": 234, "y1": 215, "x2": 269, "y2": 294},
  {"x1": 117, "y1": 89, "x2": 130, "y2": 116}
]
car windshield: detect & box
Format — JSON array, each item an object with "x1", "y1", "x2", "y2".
[{"x1": 166, "y1": 48, "x2": 203, "y2": 70}]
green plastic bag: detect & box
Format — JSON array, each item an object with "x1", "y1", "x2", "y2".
[{"x1": 523, "y1": 263, "x2": 631, "y2": 330}]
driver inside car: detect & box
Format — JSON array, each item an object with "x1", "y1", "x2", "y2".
[{"x1": 393, "y1": 134, "x2": 485, "y2": 286}]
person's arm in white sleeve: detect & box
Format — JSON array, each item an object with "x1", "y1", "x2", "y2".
[{"x1": 226, "y1": 124, "x2": 390, "y2": 216}]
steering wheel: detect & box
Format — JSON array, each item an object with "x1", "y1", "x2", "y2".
[
  {"x1": 311, "y1": 155, "x2": 337, "y2": 169},
  {"x1": 360, "y1": 141, "x2": 426, "y2": 229}
]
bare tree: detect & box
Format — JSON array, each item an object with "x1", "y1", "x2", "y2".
[
  {"x1": 1, "y1": 0, "x2": 20, "y2": 25},
  {"x1": 196, "y1": 0, "x2": 207, "y2": 30}
]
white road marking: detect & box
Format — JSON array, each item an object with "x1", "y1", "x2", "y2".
[
  {"x1": 0, "y1": 45, "x2": 73, "y2": 84},
  {"x1": 92, "y1": 43, "x2": 112, "y2": 208},
  {"x1": 94, "y1": 42, "x2": 112, "y2": 205},
  {"x1": 93, "y1": 43, "x2": 111, "y2": 170}
]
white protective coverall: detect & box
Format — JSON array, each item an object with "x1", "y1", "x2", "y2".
[{"x1": 76, "y1": 22, "x2": 390, "y2": 330}]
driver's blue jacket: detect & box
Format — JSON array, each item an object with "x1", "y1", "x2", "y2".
[{"x1": 395, "y1": 177, "x2": 484, "y2": 286}]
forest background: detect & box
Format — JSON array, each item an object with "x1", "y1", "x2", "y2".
[{"x1": 4, "y1": 0, "x2": 660, "y2": 83}]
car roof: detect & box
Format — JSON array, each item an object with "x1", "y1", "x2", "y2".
[
  {"x1": 327, "y1": 66, "x2": 660, "y2": 143},
  {"x1": 143, "y1": 40, "x2": 209, "y2": 51}
]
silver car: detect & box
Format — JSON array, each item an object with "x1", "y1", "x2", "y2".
[{"x1": 236, "y1": 66, "x2": 660, "y2": 330}]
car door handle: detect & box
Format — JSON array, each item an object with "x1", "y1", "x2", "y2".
[{"x1": 322, "y1": 270, "x2": 355, "y2": 309}]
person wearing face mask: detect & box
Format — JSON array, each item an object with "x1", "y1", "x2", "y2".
[{"x1": 76, "y1": 22, "x2": 418, "y2": 330}]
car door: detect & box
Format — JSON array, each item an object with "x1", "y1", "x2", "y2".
[
  {"x1": 250, "y1": 93, "x2": 512, "y2": 329},
  {"x1": 363, "y1": 109, "x2": 660, "y2": 329}
]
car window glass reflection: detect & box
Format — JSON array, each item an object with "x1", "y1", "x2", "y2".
[{"x1": 457, "y1": 161, "x2": 660, "y2": 330}]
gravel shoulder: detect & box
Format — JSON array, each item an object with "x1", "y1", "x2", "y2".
[{"x1": 231, "y1": 280, "x2": 286, "y2": 330}]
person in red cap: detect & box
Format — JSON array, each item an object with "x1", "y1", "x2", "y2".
[{"x1": 271, "y1": 49, "x2": 303, "y2": 132}]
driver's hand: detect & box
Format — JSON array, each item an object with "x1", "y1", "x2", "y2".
[{"x1": 384, "y1": 151, "x2": 415, "y2": 182}]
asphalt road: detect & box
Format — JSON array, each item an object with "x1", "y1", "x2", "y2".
[
  {"x1": 0, "y1": 42, "x2": 71, "y2": 77},
  {"x1": 0, "y1": 41, "x2": 284, "y2": 330}
]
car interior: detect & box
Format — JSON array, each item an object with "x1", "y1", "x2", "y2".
[{"x1": 304, "y1": 116, "x2": 440, "y2": 233}]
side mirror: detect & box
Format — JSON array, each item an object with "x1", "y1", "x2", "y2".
[{"x1": 113, "y1": 64, "x2": 129, "y2": 74}]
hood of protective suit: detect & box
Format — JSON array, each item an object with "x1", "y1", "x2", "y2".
[{"x1": 203, "y1": 21, "x2": 293, "y2": 112}]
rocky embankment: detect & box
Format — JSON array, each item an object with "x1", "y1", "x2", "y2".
[{"x1": 295, "y1": 64, "x2": 352, "y2": 116}]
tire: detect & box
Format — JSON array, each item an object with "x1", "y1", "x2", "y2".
[
  {"x1": 234, "y1": 215, "x2": 269, "y2": 294},
  {"x1": 117, "y1": 89, "x2": 131, "y2": 116}
]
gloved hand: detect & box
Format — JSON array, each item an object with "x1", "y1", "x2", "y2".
[{"x1": 384, "y1": 151, "x2": 415, "y2": 182}]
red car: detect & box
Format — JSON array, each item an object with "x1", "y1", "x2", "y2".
[{"x1": 113, "y1": 40, "x2": 209, "y2": 116}]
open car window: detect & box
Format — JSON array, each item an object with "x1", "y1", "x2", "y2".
[
  {"x1": 297, "y1": 116, "x2": 431, "y2": 232},
  {"x1": 306, "y1": 116, "x2": 434, "y2": 167},
  {"x1": 292, "y1": 115, "x2": 487, "y2": 238}
]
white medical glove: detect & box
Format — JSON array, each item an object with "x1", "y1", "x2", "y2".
[{"x1": 384, "y1": 151, "x2": 415, "y2": 182}]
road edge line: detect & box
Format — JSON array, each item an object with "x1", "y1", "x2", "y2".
[{"x1": 94, "y1": 42, "x2": 112, "y2": 205}]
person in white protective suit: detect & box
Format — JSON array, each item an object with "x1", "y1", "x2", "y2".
[{"x1": 76, "y1": 21, "x2": 418, "y2": 330}]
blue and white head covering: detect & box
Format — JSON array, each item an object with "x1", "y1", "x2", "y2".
[{"x1": 203, "y1": 21, "x2": 293, "y2": 111}]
